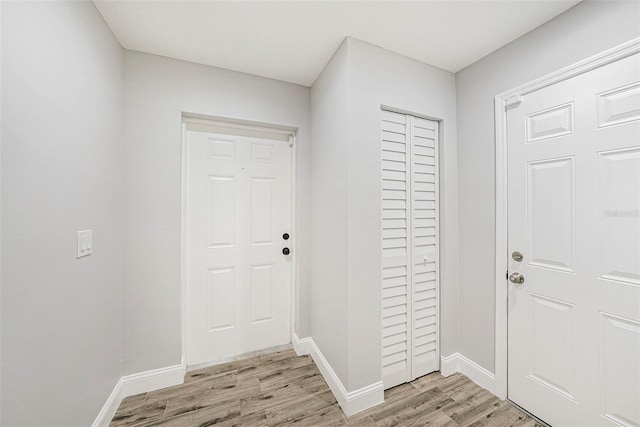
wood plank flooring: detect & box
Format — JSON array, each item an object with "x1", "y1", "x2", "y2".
[{"x1": 110, "y1": 349, "x2": 543, "y2": 427}]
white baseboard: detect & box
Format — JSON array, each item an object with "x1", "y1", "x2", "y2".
[
  {"x1": 92, "y1": 364, "x2": 185, "y2": 427},
  {"x1": 92, "y1": 378, "x2": 124, "y2": 427},
  {"x1": 120, "y1": 364, "x2": 184, "y2": 397},
  {"x1": 291, "y1": 332, "x2": 313, "y2": 356},
  {"x1": 440, "y1": 352, "x2": 496, "y2": 395},
  {"x1": 292, "y1": 333, "x2": 384, "y2": 416},
  {"x1": 440, "y1": 353, "x2": 459, "y2": 377}
]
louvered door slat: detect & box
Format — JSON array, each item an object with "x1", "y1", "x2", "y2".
[
  {"x1": 410, "y1": 116, "x2": 439, "y2": 380},
  {"x1": 382, "y1": 110, "x2": 439, "y2": 390},
  {"x1": 381, "y1": 114, "x2": 411, "y2": 389}
]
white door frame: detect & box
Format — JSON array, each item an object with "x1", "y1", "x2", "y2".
[
  {"x1": 493, "y1": 37, "x2": 640, "y2": 400},
  {"x1": 180, "y1": 113, "x2": 298, "y2": 369}
]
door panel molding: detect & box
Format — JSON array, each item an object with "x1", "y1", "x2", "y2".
[{"x1": 494, "y1": 37, "x2": 640, "y2": 401}]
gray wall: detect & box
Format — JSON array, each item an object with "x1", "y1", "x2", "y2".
[
  {"x1": 309, "y1": 38, "x2": 458, "y2": 391},
  {"x1": 1, "y1": 1, "x2": 124, "y2": 425},
  {"x1": 123, "y1": 51, "x2": 311, "y2": 374},
  {"x1": 455, "y1": 0, "x2": 640, "y2": 372},
  {"x1": 309, "y1": 40, "x2": 351, "y2": 384},
  {"x1": 346, "y1": 39, "x2": 458, "y2": 389}
]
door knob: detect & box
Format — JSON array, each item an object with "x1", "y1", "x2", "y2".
[
  {"x1": 509, "y1": 272, "x2": 525, "y2": 284},
  {"x1": 282, "y1": 247, "x2": 290, "y2": 255}
]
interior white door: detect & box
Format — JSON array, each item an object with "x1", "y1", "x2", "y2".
[
  {"x1": 507, "y1": 53, "x2": 640, "y2": 426},
  {"x1": 185, "y1": 124, "x2": 292, "y2": 366},
  {"x1": 382, "y1": 110, "x2": 440, "y2": 389}
]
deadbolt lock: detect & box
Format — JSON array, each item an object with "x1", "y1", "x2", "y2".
[{"x1": 512, "y1": 251, "x2": 524, "y2": 262}]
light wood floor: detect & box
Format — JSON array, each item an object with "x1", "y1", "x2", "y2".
[{"x1": 110, "y1": 349, "x2": 543, "y2": 426}]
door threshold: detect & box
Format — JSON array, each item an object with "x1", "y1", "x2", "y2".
[
  {"x1": 508, "y1": 399, "x2": 551, "y2": 427},
  {"x1": 186, "y1": 343, "x2": 293, "y2": 372}
]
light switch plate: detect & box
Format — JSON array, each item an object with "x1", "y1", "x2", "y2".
[{"x1": 77, "y1": 230, "x2": 92, "y2": 258}]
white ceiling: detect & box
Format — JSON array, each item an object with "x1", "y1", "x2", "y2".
[{"x1": 94, "y1": 0, "x2": 580, "y2": 87}]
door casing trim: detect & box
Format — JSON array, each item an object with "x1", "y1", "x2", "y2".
[
  {"x1": 180, "y1": 114, "x2": 298, "y2": 370},
  {"x1": 493, "y1": 37, "x2": 640, "y2": 400}
]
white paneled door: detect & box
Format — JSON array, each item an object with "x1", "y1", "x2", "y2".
[
  {"x1": 507, "y1": 53, "x2": 640, "y2": 426},
  {"x1": 185, "y1": 123, "x2": 292, "y2": 366},
  {"x1": 382, "y1": 110, "x2": 440, "y2": 389}
]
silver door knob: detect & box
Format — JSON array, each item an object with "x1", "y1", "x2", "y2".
[{"x1": 509, "y1": 272, "x2": 525, "y2": 284}]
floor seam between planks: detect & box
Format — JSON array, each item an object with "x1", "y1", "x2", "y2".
[{"x1": 110, "y1": 349, "x2": 543, "y2": 426}]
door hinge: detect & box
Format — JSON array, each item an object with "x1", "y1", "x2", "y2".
[
  {"x1": 288, "y1": 135, "x2": 295, "y2": 148},
  {"x1": 506, "y1": 270, "x2": 509, "y2": 280},
  {"x1": 505, "y1": 94, "x2": 523, "y2": 110}
]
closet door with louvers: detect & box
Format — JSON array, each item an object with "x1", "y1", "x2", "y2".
[{"x1": 381, "y1": 110, "x2": 440, "y2": 390}]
